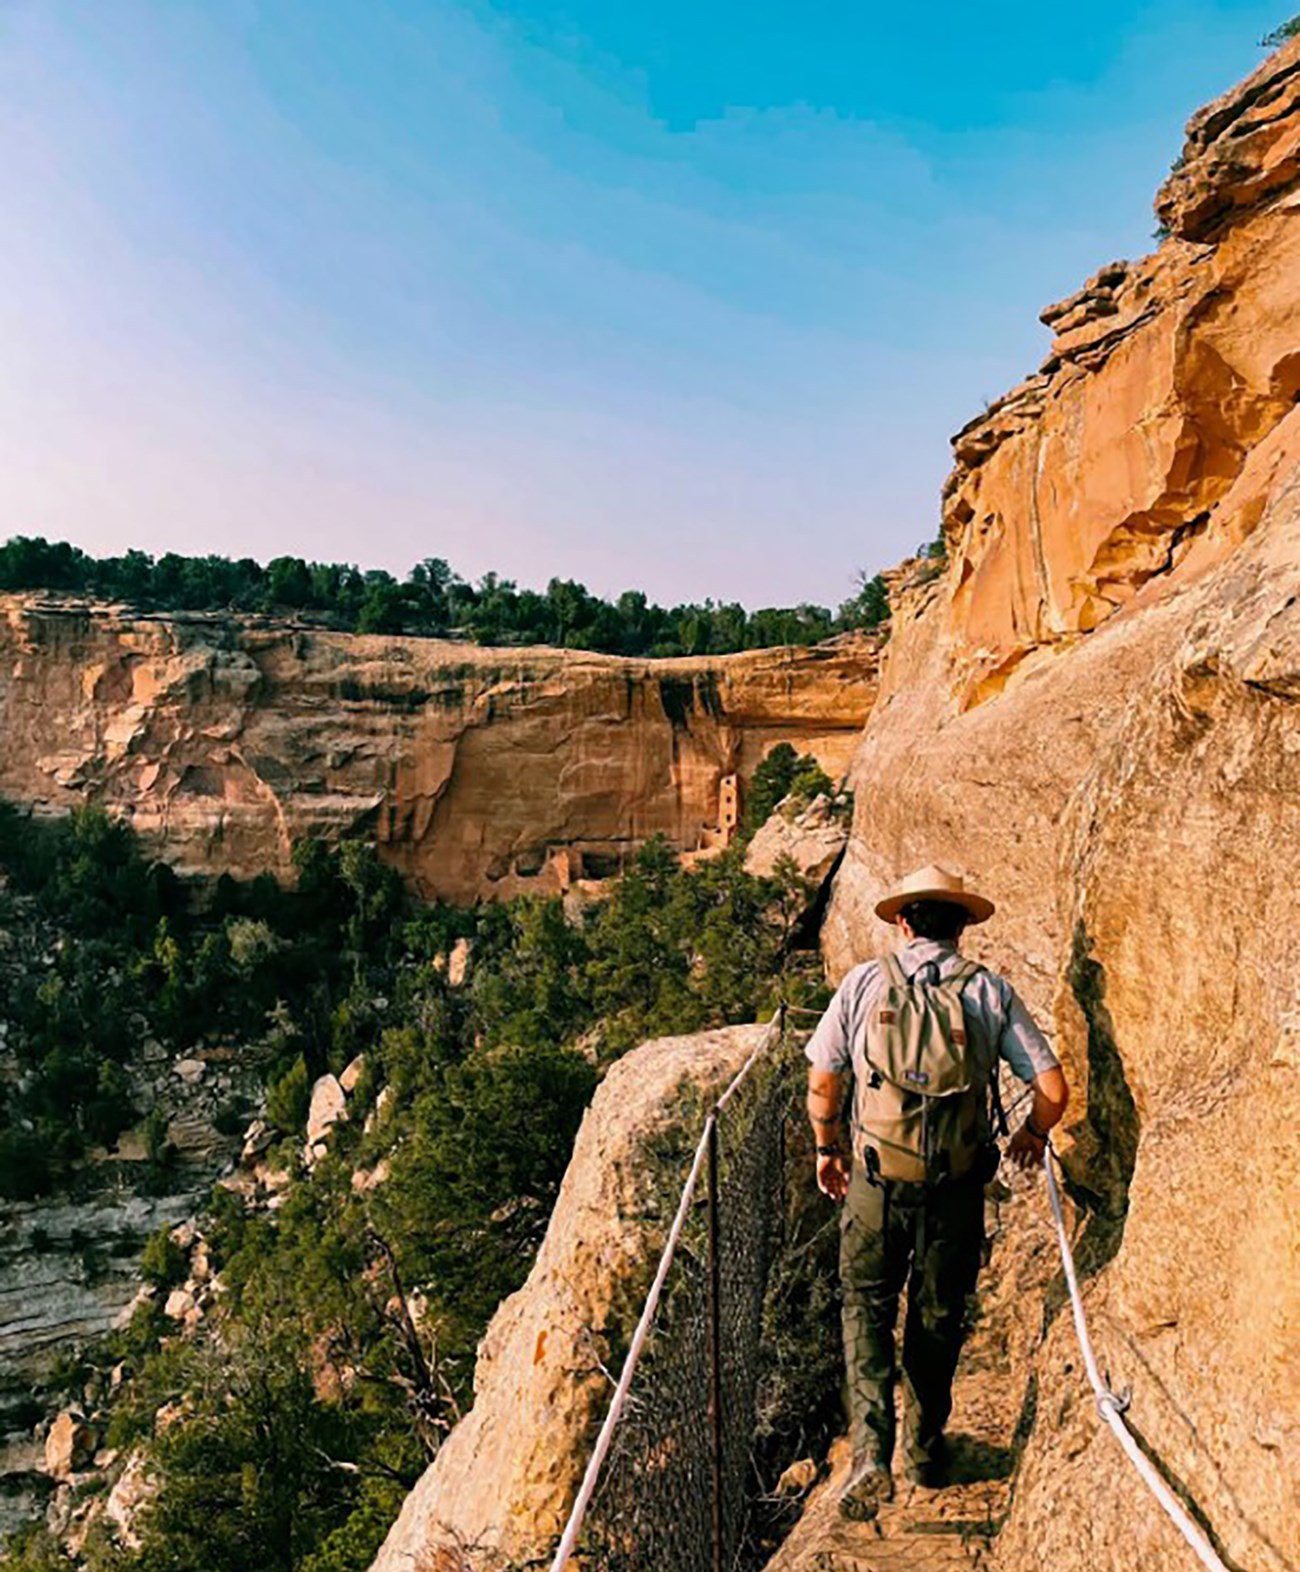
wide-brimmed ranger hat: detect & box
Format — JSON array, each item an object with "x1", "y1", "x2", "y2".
[{"x1": 874, "y1": 864, "x2": 995, "y2": 926}]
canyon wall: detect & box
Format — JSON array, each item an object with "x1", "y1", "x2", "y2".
[
  {"x1": 0, "y1": 599, "x2": 875, "y2": 905},
  {"x1": 937, "y1": 37, "x2": 1300, "y2": 710},
  {"x1": 0, "y1": 1050, "x2": 256, "y2": 1539},
  {"x1": 821, "y1": 36, "x2": 1300, "y2": 1571}
]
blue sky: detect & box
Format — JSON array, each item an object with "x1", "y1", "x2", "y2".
[{"x1": 0, "y1": 0, "x2": 1286, "y2": 608}]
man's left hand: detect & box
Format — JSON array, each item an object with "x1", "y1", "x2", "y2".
[{"x1": 1006, "y1": 1123, "x2": 1047, "y2": 1171}]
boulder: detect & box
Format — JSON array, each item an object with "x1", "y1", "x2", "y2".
[
  {"x1": 112, "y1": 1285, "x2": 155, "y2": 1329},
  {"x1": 168, "y1": 1220, "x2": 197, "y2": 1251},
  {"x1": 44, "y1": 1412, "x2": 95, "y2": 1478},
  {"x1": 351, "y1": 1159, "x2": 390, "y2": 1194},
  {"x1": 163, "y1": 1287, "x2": 195, "y2": 1321},
  {"x1": 743, "y1": 792, "x2": 848, "y2": 893},
  {"x1": 105, "y1": 1453, "x2": 154, "y2": 1549},
  {"x1": 339, "y1": 1054, "x2": 367, "y2": 1093},
  {"x1": 364, "y1": 1086, "x2": 394, "y2": 1134},
  {"x1": 447, "y1": 936, "x2": 472, "y2": 988},
  {"x1": 240, "y1": 1118, "x2": 274, "y2": 1163},
  {"x1": 368, "y1": 1023, "x2": 770, "y2": 1571},
  {"x1": 306, "y1": 1074, "x2": 348, "y2": 1147},
  {"x1": 773, "y1": 1458, "x2": 818, "y2": 1498}
]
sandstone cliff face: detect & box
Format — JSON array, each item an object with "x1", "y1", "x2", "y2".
[
  {"x1": 940, "y1": 37, "x2": 1300, "y2": 709},
  {"x1": 818, "y1": 42, "x2": 1300, "y2": 1572},
  {"x1": 0, "y1": 600, "x2": 875, "y2": 904},
  {"x1": 369, "y1": 1024, "x2": 767, "y2": 1571}
]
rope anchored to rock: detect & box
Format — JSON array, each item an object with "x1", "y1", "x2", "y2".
[
  {"x1": 1043, "y1": 1144, "x2": 1230, "y2": 1572},
  {"x1": 548, "y1": 1023, "x2": 1233, "y2": 1572}
]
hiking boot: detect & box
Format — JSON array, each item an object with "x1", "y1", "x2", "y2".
[
  {"x1": 839, "y1": 1451, "x2": 894, "y2": 1521},
  {"x1": 903, "y1": 1434, "x2": 949, "y2": 1489}
]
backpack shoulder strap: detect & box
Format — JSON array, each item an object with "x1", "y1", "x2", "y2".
[
  {"x1": 880, "y1": 953, "x2": 909, "y2": 990},
  {"x1": 944, "y1": 958, "x2": 983, "y2": 990}
]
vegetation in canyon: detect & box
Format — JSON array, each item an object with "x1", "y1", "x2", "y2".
[
  {"x1": 0, "y1": 772, "x2": 835, "y2": 1572},
  {"x1": 0, "y1": 537, "x2": 890, "y2": 656}
]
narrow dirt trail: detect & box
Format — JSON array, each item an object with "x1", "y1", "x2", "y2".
[{"x1": 765, "y1": 1173, "x2": 1060, "y2": 1572}]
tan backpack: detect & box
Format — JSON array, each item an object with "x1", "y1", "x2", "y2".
[{"x1": 855, "y1": 954, "x2": 995, "y2": 1184}]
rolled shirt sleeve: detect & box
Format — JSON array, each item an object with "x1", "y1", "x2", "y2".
[
  {"x1": 997, "y1": 981, "x2": 1060, "y2": 1083},
  {"x1": 803, "y1": 972, "x2": 859, "y2": 1074}
]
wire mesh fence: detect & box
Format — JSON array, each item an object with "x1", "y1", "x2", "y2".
[
  {"x1": 568, "y1": 1016, "x2": 798, "y2": 1572},
  {"x1": 551, "y1": 1012, "x2": 1051, "y2": 1572}
]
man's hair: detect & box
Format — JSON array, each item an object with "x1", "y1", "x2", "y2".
[{"x1": 898, "y1": 898, "x2": 969, "y2": 942}]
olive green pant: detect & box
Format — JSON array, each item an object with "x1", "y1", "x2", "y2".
[{"x1": 840, "y1": 1165, "x2": 984, "y2": 1465}]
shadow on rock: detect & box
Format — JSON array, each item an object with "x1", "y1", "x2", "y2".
[
  {"x1": 1051, "y1": 921, "x2": 1140, "y2": 1304},
  {"x1": 942, "y1": 1432, "x2": 1015, "y2": 1485}
]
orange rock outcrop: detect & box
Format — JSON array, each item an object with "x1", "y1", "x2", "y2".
[
  {"x1": 0, "y1": 598, "x2": 876, "y2": 904},
  {"x1": 940, "y1": 37, "x2": 1300, "y2": 708}
]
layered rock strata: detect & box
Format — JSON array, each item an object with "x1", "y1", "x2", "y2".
[
  {"x1": 0, "y1": 1040, "x2": 260, "y2": 1538},
  {"x1": 0, "y1": 599, "x2": 876, "y2": 905}
]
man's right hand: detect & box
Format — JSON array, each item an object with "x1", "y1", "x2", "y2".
[{"x1": 816, "y1": 1152, "x2": 851, "y2": 1202}]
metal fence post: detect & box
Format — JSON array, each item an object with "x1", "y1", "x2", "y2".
[
  {"x1": 777, "y1": 1003, "x2": 789, "y2": 1177},
  {"x1": 706, "y1": 1110, "x2": 724, "y2": 1572}
]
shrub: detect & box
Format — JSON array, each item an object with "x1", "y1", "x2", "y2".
[
  {"x1": 0, "y1": 1128, "x2": 51, "y2": 1200},
  {"x1": 143, "y1": 1108, "x2": 173, "y2": 1165},
  {"x1": 125, "y1": 1328, "x2": 366, "y2": 1572},
  {"x1": 1262, "y1": 16, "x2": 1300, "y2": 46},
  {"x1": 838, "y1": 570, "x2": 889, "y2": 631},
  {"x1": 139, "y1": 1226, "x2": 188, "y2": 1292},
  {"x1": 266, "y1": 1056, "x2": 311, "y2": 1135},
  {"x1": 741, "y1": 745, "x2": 834, "y2": 837},
  {"x1": 225, "y1": 917, "x2": 281, "y2": 972},
  {"x1": 0, "y1": 1524, "x2": 73, "y2": 1569},
  {"x1": 378, "y1": 1043, "x2": 598, "y2": 1341}
]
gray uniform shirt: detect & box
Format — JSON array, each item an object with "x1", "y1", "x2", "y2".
[{"x1": 805, "y1": 939, "x2": 1058, "y2": 1143}]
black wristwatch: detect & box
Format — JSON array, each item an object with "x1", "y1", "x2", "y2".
[
  {"x1": 1024, "y1": 1116, "x2": 1050, "y2": 1143},
  {"x1": 816, "y1": 1145, "x2": 845, "y2": 1158}
]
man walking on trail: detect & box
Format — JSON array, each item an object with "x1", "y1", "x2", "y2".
[{"x1": 804, "y1": 865, "x2": 1068, "y2": 1520}]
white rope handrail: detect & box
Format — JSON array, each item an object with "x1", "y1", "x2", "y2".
[
  {"x1": 716, "y1": 1012, "x2": 782, "y2": 1112},
  {"x1": 548, "y1": 1013, "x2": 784, "y2": 1571},
  {"x1": 1043, "y1": 1147, "x2": 1230, "y2": 1572}
]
